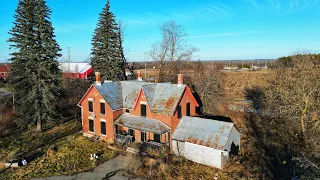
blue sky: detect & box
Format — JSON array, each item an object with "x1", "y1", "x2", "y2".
[{"x1": 0, "y1": 0, "x2": 319, "y2": 63}]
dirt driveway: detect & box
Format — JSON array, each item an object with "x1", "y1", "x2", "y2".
[{"x1": 32, "y1": 155, "x2": 142, "y2": 180}]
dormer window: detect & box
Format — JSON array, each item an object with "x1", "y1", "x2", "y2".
[{"x1": 141, "y1": 104, "x2": 146, "y2": 117}]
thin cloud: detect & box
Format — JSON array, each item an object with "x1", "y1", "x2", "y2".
[
  {"x1": 246, "y1": 0, "x2": 261, "y2": 11},
  {"x1": 244, "y1": 0, "x2": 319, "y2": 12},
  {"x1": 189, "y1": 31, "x2": 263, "y2": 39},
  {"x1": 122, "y1": 2, "x2": 232, "y2": 26}
]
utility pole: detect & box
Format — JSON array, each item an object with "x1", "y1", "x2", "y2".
[
  {"x1": 145, "y1": 61, "x2": 147, "y2": 80},
  {"x1": 68, "y1": 47, "x2": 71, "y2": 72}
]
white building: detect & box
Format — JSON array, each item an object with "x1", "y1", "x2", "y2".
[{"x1": 172, "y1": 116, "x2": 240, "y2": 169}]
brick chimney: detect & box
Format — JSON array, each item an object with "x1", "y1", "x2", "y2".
[
  {"x1": 178, "y1": 73, "x2": 183, "y2": 87},
  {"x1": 137, "y1": 70, "x2": 142, "y2": 81},
  {"x1": 95, "y1": 72, "x2": 101, "y2": 86}
]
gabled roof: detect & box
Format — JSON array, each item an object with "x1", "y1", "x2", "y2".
[
  {"x1": 172, "y1": 116, "x2": 238, "y2": 150},
  {"x1": 141, "y1": 83, "x2": 186, "y2": 115},
  {"x1": 114, "y1": 114, "x2": 170, "y2": 134},
  {"x1": 79, "y1": 80, "x2": 198, "y2": 115}
]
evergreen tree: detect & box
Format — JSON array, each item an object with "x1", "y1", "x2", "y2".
[
  {"x1": 8, "y1": 0, "x2": 62, "y2": 131},
  {"x1": 91, "y1": 0, "x2": 126, "y2": 81}
]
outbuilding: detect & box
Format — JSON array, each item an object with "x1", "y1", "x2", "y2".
[{"x1": 172, "y1": 116, "x2": 240, "y2": 169}]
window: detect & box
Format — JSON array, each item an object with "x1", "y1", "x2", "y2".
[
  {"x1": 186, "y1": 103, "x2": 190, "y2": 116},
  {"x1": 100, "y1": 121, "x2": 106, "y2": 135},
  {"x1": 115, "y1": 124, "x2": 119, "y2": 134},
  {"x1": 141, "y1": 104, "x2": 146, "y2": 117},
  {"x1": 89, "y1": 119, "x2": 94, "y2": 132},
  {"x1": 1, "y1": 73, "x2": 4, "y2": 76},
  {"x1": 88, "y1": 101, "x2": 93, "y2": 112},
  {"x1": 177, "y1": 105, "x2": 182, "y2": 119},
  {"x1": 125, "y1": 109, "x2": 130, "y2": 114},
  {"x1": 141, "y1": 132, "x2": 146, "y2": 142},
  {"x1": 100, "y1": 102, "x2": 105, "y2": 115},
  {"x1": 154, "y1": 134, "x2": 161, "y2": 143}
]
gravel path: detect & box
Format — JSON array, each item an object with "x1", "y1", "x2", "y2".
[{"x1": 32, "y1": 155, "x2": 142, "y2": 180}]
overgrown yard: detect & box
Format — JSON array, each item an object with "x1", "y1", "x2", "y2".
[{"x1": 0, "y1": 120, "x2": 117, "y2": 179}]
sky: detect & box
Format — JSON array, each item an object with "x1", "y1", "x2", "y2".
[{"x1": 0, "y1": 0, "x2": 320, "y2": 63}]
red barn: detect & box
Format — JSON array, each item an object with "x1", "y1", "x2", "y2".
[{"x1": 0, "y1": 65, "x2": 9, "y2": 81}]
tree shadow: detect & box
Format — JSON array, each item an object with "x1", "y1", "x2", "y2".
[
  {"x1": 199, "y1": 115, "x2": 233, "y2": 123},
  {"x1": 244, "y1": 86, "x2": 265, "y2": 111}
]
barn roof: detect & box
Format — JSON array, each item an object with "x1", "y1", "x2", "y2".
[
  {"x1": 0, "y1": 65, "x2": 9, "y2": 72},
  {"x1": 93, "y1": 81, "x2": 188, "y2": 115},
  {"x1": 59, "y1": 63, "x2": 91, "y2": 73},
  {"x1": 172, "y1": 116, "x2": 237, "y2": 150},
  {"x1": 114, "y1": 114, "x2": 170, "y2": 134}
]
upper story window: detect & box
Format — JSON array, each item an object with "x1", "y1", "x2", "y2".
[
  {"x1": 100, "y1": 102, "x2": 105, "y2": 115},
  {"x1": 125, "y1": 109, "x2": 130, "y2": 114},
  {"x1": 141, "y1": 104, "x2": 146, "y2": 117},
  {"x1": 177, "y1": 105, "x2": 182, "y2": 119},
  {"x1": 1, "y1": 72, "x2": 5, "y2": 76},
  {"x1": 186, "y1": 103, "x2": 190, "y2": 116},
  {"x1": 88, "y1": 101, "x2": 93, "y2": 112}
]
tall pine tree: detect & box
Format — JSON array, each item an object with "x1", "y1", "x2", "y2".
[
  {"x1": 8, "y1": 0, "x2": 62, "y2": 131},
  {"x1": 91, "y1": 0, "x2": 126, "y2": 81}
]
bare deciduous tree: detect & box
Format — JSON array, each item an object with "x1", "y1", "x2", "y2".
[
  {"x1": 148, "y1": 21, "x2": 198, "y2": 82},
  {"x1": 264, "y1": 53, "x2": 320, "y2": 177}
]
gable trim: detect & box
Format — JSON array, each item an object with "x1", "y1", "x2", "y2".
[{"x1": 77, "y1": 84, "x2": 94, "y2": 107}]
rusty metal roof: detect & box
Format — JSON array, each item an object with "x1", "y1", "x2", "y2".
[
  {"x1": 114, "y1": 114, "x2": 170, "y2": 134},
  {"x1": 172, "y1": 116, "x2": 236, "y2": 150},
  {"x1": 94, "y1": 81, "x2": 186, "y2": 115}
]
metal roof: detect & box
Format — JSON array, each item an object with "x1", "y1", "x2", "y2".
[
  {"x1": 114, "y1": 114, "x2": 170, "y2": 134},
  {"x1": 93, "y1": 81, "x2": 186, "y2": 115},
  {"x1": 172, "y1": 116, "x2": 236, "y2": 150},
  {"x1": 59, "y1": 63, "x2": 91, "y2": 73}
]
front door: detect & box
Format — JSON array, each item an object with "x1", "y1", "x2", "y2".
[
  {"x1": 154, "y1": 134, "x2": 161, "y2": 143},
  {"x1": 141, "y1": 132, "x2": 146, "y2": 142},
  {"x1": 128, "y1": 129, "x2": 135, "y2": 142}
]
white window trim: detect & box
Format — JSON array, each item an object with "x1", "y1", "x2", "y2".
[
  {"x1": 100, "y1": 99, "x2": 106, "y2": 103},
  {"x1": 140, "y1": 101, "x2": 147, "y2": 105},
  {"x1": 100, "y1": 119, "x2": 106, "y2": 122}
]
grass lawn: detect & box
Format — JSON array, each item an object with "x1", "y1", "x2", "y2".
[{"x1": 0, "y1": 120, "x2": 117, "y2": 179}]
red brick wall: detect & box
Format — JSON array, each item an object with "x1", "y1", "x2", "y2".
[{"x1": 80, "y1": 85, "x2": 121, "y2": 142}]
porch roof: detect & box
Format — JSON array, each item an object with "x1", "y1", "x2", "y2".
[{"x1": 114, "y1": 114, "x2": 170, "y2": 134}]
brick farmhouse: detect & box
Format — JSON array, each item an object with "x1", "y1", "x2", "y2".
[{"x1": 78, "y1": 71, "x2": 240, "y2": 168}]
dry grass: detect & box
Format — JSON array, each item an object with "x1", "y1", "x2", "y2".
[
  {"x1": 221, "y1": 71, "x2": 274, "y2": 99},
  {"x1": 0, "y1": 121, "x2": 117, "y2": 180}
]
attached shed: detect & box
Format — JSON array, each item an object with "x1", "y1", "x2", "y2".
[{"x1": 172, "y1": 116, "x2": 240, "y2": 169}]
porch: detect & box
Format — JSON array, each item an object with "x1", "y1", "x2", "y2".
[{"x1": 113, "y1": 114, "x2": 171, "y2": 150}]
